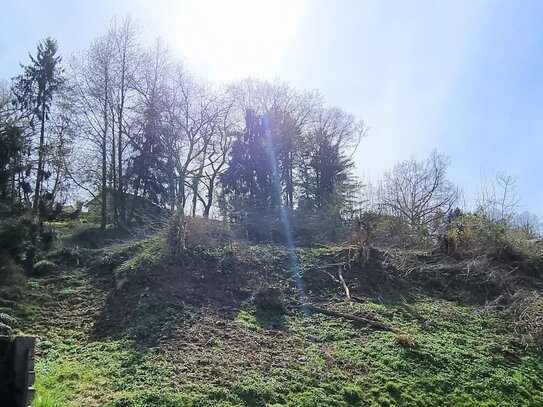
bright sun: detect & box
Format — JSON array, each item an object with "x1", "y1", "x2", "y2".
[{"x1": 174, "y1": 0, "x2": 305, "y2": 81}]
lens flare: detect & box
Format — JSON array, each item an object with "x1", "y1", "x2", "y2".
[{"x1": 263, "y1": 116, "x2": 308, "y2": 314}]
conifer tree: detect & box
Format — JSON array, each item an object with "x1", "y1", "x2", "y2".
[{"x1": 13, "y1": 37, "x2": 65, "y2": 213}]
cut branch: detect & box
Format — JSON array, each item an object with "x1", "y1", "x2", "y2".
[{"x1": 300, "y1": 302, "x2": 399, "y2": 332}]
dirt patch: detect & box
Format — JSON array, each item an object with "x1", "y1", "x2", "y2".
[{"x1": 158, "y1": 310, "x2": 307, "y2": 385}]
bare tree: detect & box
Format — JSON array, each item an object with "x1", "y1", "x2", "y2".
[
  {"x1": 194, "y1": 88, "x2": 237, "y2": 217},
  {"x1": 476, "y1": 172, "x2": 520, "y2": 223},
  {"x1": 512, "y1": 211, "x2": 542, "y2": 239},
  {"x1": 378, "y1": 150, "x2": 459, "y2": 228},
  {"x1": 70, "y1": 33, "x2": 115, "y2": 228},
  {"x1": 128, "y1": 38, "x2": 175, "y2": 210},
  {"x1": 109, "y1": 15, "x2": 142, "y2": 225},
  {"x1": 42, "y1": 92, "x2": 76, "y2": 207}
]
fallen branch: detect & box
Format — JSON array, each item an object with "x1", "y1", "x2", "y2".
[
  {"x1": 300, "y1": 302, "x2": 399, "y2": 333},
  {"x1": 350, "y1": 294, "x2": 368, "y2": 303},
  {"x1": 316, "y1": 268, "x2": 368, "y2": 304},
  {"x1": 314, "y1": 262, "x2": 348, "y2": 269}
]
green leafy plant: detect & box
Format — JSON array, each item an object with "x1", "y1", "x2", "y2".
[{"x1": 32, "y1": 260, "x2": 57, "y2": 275}]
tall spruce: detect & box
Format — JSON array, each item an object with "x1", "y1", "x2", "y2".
[{"x1": 13, "y1": 37, "x2": 65, "y2": 213}]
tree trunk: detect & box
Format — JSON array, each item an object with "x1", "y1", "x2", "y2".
[
  {"x1": 117, "y1": 65, "x2": 126, "y2": 225},
  {"x1": 191, "y1": 145, "x2": 209, "y2": 217},
  {"x1": 33, "y1": 101, "x2": 46, "y2": 213},
  {"x1": 111, "y1": 118, "x2": 118, "y2": 226},
  {"x1": 100, "y1": 83, "x2": 108, "y2": 229},
  {"x1": 167, "y1": 208, "x2": 186, "y2": 256},
  {"x1": 117, "y1": 119, "x2": 124, "y2": 224}
]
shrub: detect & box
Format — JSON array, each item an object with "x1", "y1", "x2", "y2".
[
  {"x1": 0, "y1": 215, "x2": 39, "y2": 265},
  {"x1": 32, "y1": 260, "x2": 57, "y2": 275},
  {"x1": 185, "y1": 217, "x2": 232, "y2": 248},
  {"x1": 254, "y1": 286, "x2": 285, "y2": 312},
  {"x1": 451, "y1": 213, "x2": 543, "y2": 269},
  {"x1": 342, "y1": 384, "x2": 362, "y2": 403},
  {"x1": 0, "y1": 313, "x2": 18, "y2": 335},
  {"x1": 507, "y1": 290, "x2": 543, "y2": 347},
  {"x1": 368, "y1": 213, "x2": 428, "y2": 249},
  {"x1": 452, "y1": 213, "x2": 506, "y2": 257},
  {"x1": 294, "y1": 206, "x2": 346, "y2": 246},
  {"x1": 0, "y1": 254, "x2": 26, "y2": 300},
  {"x1": 395, "y1": 333, "x2": 416, "y2": 348}
]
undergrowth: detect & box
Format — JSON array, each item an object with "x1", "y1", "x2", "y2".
[{"x1": 2, "y1": 228, "x2": 540, "y2": 406}]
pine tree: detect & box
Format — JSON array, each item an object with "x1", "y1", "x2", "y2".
[{"x1": 13, "y1": 37, "x2": 65, "y2": 213}]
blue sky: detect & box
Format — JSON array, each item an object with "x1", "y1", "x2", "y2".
[{"x1": 1, "y1": 0, "x2": 541, "y2": 216}]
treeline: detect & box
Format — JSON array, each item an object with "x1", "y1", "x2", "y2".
[
  {"x1": 0, "y1": 16, "x2": 367, "y2": 242},
  {"x1": 1, "y1": 16, "x2": 540, "y2": 245}
]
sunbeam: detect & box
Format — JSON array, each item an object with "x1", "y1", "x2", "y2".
[{"x1": 263, "y1": 115, "x2": 308, "y2": 313}]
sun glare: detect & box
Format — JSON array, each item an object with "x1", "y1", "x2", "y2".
[{"x1": 175, "y1": 0, "x2": 304, "y2": 81}]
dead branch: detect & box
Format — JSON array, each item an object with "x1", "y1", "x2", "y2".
[
  {"x1": 315, "y1": 262, "x2": 349, "y2": 269},
  {"x1": 317, "y1": 268, "x2": 340, "y2": 283},
  {"x1": 300, "y1": 302, "x2": 399, "y2": 333},
  {"x1": 337, "y1": 266, "x2": 351, "y2": 300}
]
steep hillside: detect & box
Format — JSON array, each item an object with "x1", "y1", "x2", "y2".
[{"x1": 9, "y1": 232, "x2": 543, "y2": 407}]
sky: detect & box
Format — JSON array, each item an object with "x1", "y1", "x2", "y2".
[{"x1": 0, "y1": 0, "x2": 542, "y2": 216}]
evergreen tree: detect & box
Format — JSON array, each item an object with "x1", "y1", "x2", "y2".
[
  {"x1": 221, "y1": 110, "x2": 282, "y2": 240},
  {"x1": 0, "y1": 124, "x2": 30, "y2": 209},
  {"x1": 13, "y1": 37, "x2": 65, "y2": 213}
]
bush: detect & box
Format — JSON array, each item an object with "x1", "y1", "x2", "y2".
[
  {"x1": 366, "y1": 213, "x2": 428, "y2": 249},
  {"x1": 451, "y1": 213, "x2": 543, "y2": 267},
  {"x1": 395, "y1": 333, "x2": 416, "y2": 348},
  {"x1": 507, "y1": 290, "x2": 543, "y2": 347},
  {"x1": 0, "y1": 254, "x2": 26, "y2": 300},
  {"x1": 451, "y1": 213, "x2": 506, "y2": 257},
  {"x1": 0, "y1": 215, "x2": 39, "y2": 265},
  {"x1": 242, "y1": 208, "x2": 286, "y2": 244},
  {"x1": 0, "y1": 313, "x2": 18, "y2": 335},
  {"x1": 293, "y1": 206, "x2": 346, "y2": 246},
  {"x1": 32, "y1": 260, "x2": 57, "y2": 275},
  {"x1": 185, "y1": 217, "x2": 232, "y2": 248},
  {"x1": 254, "y1": 286, "x2": 285, "y2": 312}
]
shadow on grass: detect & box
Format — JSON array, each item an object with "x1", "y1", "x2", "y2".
[
  {"x1": 89, "y1": 249, "x2": 253, "y2": 348},
  {"x1": 254, "y1": 308, "x2": 287, "y2": 331}
]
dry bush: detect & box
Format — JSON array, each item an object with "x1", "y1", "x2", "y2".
[
  {"x1": 395, "y1": 333, "x2": 417, "y2": 348},
  {"x1": 507, "y1": 290, "x2": 543, "y2": 347},
  {"x1": 185, "y1": 217, "x2": 233, "y2": 248},
  {"x1": 370, "y1": 214, "x2": 429, "y2": 249},
  {"x1": 386, "y1": 247, "x2": 533, "y2": 302}
]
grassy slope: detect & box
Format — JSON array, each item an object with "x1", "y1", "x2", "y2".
[{"x1": 11, "y1": 234, "x2": 543, "y2": 407}]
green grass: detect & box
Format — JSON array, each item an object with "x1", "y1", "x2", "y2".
[
  {"x1": 28, "y1": 294, "x2": 543, "y2": 406},
  {"x1": 9, "y1": 242, "x2": 541, "y2": 406},
  {"x1": 114, "y1": 233, "x2": 165, "y2": 277}
]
